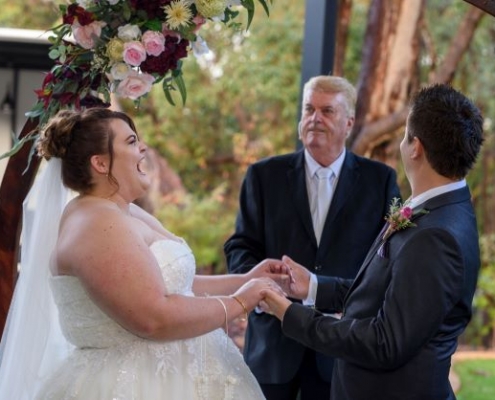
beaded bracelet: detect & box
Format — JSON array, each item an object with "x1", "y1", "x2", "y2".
[
  {"x1": 232, "y1": 295, "x2": 248, "y2": 322},
  {"x1": 213, "y1": 297, "x2": 228, "y2": 336}
]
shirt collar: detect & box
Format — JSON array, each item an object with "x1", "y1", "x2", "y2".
[
  {"x1": 304, "y1": 148, "x2": 346, "y2": 179},
  {"x1": 408, "y1": 179, "x2": 467, "y2": 209}
]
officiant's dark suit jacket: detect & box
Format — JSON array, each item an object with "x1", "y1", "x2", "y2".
[
  {"x1": 283, "y1": 186, "x2": 480, "y2": 400},
  {"x1": 224, "y1": 149, "x2": 400, "y2": 384}
]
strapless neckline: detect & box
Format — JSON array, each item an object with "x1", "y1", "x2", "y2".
[{"x1": 52, "y1": 238, "x2": 188, "y2": 280}]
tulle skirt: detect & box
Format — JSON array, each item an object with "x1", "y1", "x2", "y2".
[{"x1": 36, "y1": 328, "x2": 264, "y2": 400}]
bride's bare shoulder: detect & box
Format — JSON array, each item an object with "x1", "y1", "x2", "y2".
[{"x1": 60, "y1": 196, "x2": 129, "y2": 238}]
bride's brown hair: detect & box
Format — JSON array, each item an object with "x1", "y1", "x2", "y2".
[{"x1": 37, "y1": 108, "x2": 137, "y2": 193}]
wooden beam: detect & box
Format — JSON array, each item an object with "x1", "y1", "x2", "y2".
[
  {"x1": 0, "y1": 118, "x2": 40, "y2": 334},
  {"x1": 463, "y1": 0, "x2": 495, "y2": 17}
]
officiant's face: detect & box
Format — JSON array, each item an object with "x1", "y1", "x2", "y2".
[{"x1": 299, "y1": 90, "x2": 354, "y2": 166}]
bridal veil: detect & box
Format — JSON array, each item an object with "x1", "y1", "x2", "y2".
[{"x1": 0, "y1": 159, "x2": 74, "y2": 400}]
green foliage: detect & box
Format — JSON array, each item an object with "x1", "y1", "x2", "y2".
[
  {"x1": 463, "y1": 234, "x2": 495, "y2": 347},
  {"x1": 155, "y1": 185, "x2": 235, "y2": 272},
  {"x1": 0, "y1": 0, "x2": 59, "y2": 28},
  {"x1": 455, "y1": 358, "x2": 495, "y2": 400}
]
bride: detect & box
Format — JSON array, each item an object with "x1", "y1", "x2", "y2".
[{"x1": 0, "y1": 108, "x2": 287, "y2": 399}]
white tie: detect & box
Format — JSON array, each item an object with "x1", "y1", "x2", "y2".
[{"x1": 314, "y1": 168, "x2": 334, "y2": 244}]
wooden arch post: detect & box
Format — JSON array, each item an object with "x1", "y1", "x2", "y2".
[{"x1": 0, "y1": 117, "x2": 40, "y2": 333}]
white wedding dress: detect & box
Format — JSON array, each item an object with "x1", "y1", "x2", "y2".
[{"x1": 36, "y1": 239, "x2": 265, "y2": 400}]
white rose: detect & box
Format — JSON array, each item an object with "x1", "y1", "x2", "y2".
[
  {"x1": 76, "y1": 0, "x2": 93, "y2": 8},
  {"x1": 110, "y1": 63, "x2": 131, "y2": 81},
  {"x1": 117, "y1": 24, "x2": 141, "y2": 41}
]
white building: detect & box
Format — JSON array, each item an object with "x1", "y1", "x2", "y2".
[{"x1": 0, "y1": 27, "x2": 52, "y2": 180}]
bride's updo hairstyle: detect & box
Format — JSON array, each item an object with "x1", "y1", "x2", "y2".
[{"x1": 37, "y1": 107, "x2": 137, "y2": 193}]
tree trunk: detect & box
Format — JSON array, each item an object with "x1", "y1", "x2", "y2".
[
  {"x1": 348, "y1": 1, "x2": 484, "y2": 169},
  {"x1": 333, "y1": 0, "x2": 352, "y2": 76},
  {"x1": 349, "y1": 0, "x2": 424, "y2": 165},
  {"x1": 0, "y1": 118, "x2": 40, "y2": 333}
]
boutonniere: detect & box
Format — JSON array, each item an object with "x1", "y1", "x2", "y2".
[{"x1": 378, "y1": 198, "x2": 428, "y2": 257}]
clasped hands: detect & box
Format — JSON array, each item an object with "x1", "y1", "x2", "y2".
[{"x1": 236, "y1": 256, "x2": 311, "y2": 321}]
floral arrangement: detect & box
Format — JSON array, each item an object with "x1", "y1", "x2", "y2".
[{"x1": 25, "y1": 0, "x2": 271, "y2": 132}]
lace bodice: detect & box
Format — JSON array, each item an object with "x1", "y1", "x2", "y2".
[{"x1": 50, "y1": 239, "x2": 195, "y2": 348}]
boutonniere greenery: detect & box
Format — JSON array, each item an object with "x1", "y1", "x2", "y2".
[{"x1": 378, "y1": 197, "x2": 428, "y2": 257}]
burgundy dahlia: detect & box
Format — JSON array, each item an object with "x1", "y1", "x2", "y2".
[{"x1": 140, "y1": 37, "x2": 189, "y2": 75}]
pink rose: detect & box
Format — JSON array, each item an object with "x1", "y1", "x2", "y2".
[
  {"x1": 142, "y1": 31, "x2": 165, "y2": 56},
  {"x1": 399, "y1": 206, "x2": 413, "y2": 219},
  {"x1": 116, "y1": 71, "x2": 155, "y2": 100},
  {"x1": 72, "y1": 20, "x2": 106, "y2": 49},
  {"x1": 123, "y1": 41, "x2": 147, "y2": 66},
  {"x1": 192, "y1": 15, "x2": 206, "y2": 33}
]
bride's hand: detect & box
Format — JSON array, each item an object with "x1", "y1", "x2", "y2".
[
  {"x1": 245, "y1": 258, "x2": 294, "y2": 293},
  {"x1": 259, "y1": 288, "x2": 292, "y2": 320},
  {"x1": 233, "y1": 277, "x2": 286, "y2": 312}
]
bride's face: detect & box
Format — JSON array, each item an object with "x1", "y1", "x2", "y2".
[{"x1": 109, "y1": 119, "x2": 151, "y2": 199}]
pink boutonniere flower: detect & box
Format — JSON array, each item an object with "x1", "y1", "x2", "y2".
[
  {"x1": 383, "y1": 198, "x2": 416, "y2": 241},
  {"x1": 378, "y1": 198, "x2": 428, "y2": 257}
]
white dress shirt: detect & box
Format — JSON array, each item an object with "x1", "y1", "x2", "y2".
[{"x1": 302, "y1": 149, "x2": 345, "y2": 306}]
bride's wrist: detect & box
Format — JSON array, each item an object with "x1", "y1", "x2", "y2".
[{"x1": 231, "y1": 295, "x2": 249, "y2": 321}]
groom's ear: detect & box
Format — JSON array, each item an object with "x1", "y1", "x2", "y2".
[
  {"x1": 90, "y1": 154, "x2": 110, "y2": 175},
  {"x1": 411, "y1": 137, "x2": 424, "y2": 160}
]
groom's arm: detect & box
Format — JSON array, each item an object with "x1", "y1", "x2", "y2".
[{"x1": 281, "y1": 229, "x2": 465, "y2": 370}]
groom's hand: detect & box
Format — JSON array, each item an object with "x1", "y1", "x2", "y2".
[{"x1": 281, "y1": 255, "x2": 311, "y2": 300}]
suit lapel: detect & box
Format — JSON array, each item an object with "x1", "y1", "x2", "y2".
[{"x1": 287, "y1": 151, "x2": 317, "y2": 246}]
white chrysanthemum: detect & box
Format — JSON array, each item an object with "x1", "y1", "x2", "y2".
[
  {"x1": 195, "y1": 0, "x2": 228, "y2": 18},
  {"x1": 164, "y1": 0, "x2": 194, "y2": 30},
  {"x1": 107, "y1": 0, "x2": 121, "y2": 4}
]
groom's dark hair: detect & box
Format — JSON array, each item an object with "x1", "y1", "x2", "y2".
[{"x1": 407, "y1": 84, "x2": 484, "y2": 179}]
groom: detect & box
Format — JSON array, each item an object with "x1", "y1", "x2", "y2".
[{"x1": 263, "y1": 84, "x2": 484, "y2": 400}]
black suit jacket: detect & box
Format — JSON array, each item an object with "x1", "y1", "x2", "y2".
[
  {"x1": 224, "y1": 150, "x2": 400, "y2": 383},
  {"x1": 283, "y1": 186, "x2": 480, "y2": 399}
]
